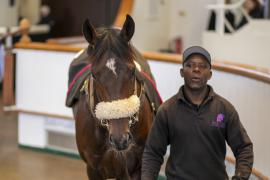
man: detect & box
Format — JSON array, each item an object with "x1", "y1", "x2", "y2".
[{"x1": 141, "y1": 46, "x2": 253, "y2": 180}]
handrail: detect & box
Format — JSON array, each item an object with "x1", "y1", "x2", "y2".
[
  {"x1": 207, "y1": 0, "x2": 245, "y2": 10},
  {"x1": 14, "y1": 42, "x2": 270, "y2": 84},
  {"x1": 15, "y1": 42, "x2": 80, "y2": 52},
  {"x1": 0, "y1": 26, "x2": 28, "y2": 44}
]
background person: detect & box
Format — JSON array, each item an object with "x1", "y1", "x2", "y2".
[{"x1": 237, "y1": 0, "x2": 264, "y2": 29}]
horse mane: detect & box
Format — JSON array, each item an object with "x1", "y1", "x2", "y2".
[{"x1": 87, "y1": 27, "x2": 136, "y2": 71}]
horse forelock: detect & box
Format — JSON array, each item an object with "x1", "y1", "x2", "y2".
[{"x1": 87, "y1": 27, "x2": 135, "y2": 74}]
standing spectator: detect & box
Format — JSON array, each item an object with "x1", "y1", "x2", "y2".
[
  {"x1": 38, "y1": 5, "x2": 54, "y2": 27},
  {"x1": 37, "y1": 4, "x2": 55, "y2": 41},
  {"x1": 237, "y1": 0, "x2": 264, "y2": 29}
]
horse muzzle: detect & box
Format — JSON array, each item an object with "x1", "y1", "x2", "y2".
[{"x1": 109, "y1": 132, "x2": 133, "y2": 151}]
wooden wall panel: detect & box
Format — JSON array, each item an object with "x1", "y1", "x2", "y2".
[{"x1": 41, "y1": 0, "x2": 121, "y2": 37}]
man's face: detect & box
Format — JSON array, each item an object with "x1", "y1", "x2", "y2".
[{"x1": 180, "y1": 54, "x2": 212, "y2": 90}]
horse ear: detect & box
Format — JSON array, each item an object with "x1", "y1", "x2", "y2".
[
  {"x1": 82, "y1": 19, "x2": 96, "y2": 45},
  {"x1": 120, "y1": 14, "x2": 135, "y2": 42}
]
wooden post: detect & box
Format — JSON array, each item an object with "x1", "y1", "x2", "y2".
[
  {"x1": 2, "y1": 18, "x2": 31, "y2": 106},
  {"x1": 2, "y1": 46, "x2": 14, "y2": 106}
]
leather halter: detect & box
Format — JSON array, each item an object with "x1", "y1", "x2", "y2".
[{"x1": 81, "y1": 73, "x2": 144, "y2": 128}]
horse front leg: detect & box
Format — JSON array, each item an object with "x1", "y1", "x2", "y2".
[
  {"x1": 115, "y1": 167, "x2": 131, "y2": 180},
  {"x1": 130, "y1": 170, "x2": 141, "y2": 180},
  {"x1": 87, "y1": 165, "x2": 105, "y2": 180}
]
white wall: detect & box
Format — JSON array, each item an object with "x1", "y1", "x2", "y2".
[
  {"x1": 0, "y1": 1, "x2": 18, "y2": 26},
  {"x1": 132, "y1": 0, "x2": 216, "y2": 51},
  {"x1": 0, "y1": 0, "x2": 41, "y2": 27},
  {"x1": 131, "y1": 0, "x2": 171, "y2": 51},
  {"x1": 15, "y1": 49, "x2": 74, "y2": 116},
  {"x1": 203, "y1": 20, "x2": 270, "y2": 68},
  {"x1": 18, "y1": 113, "x2": 47, "y2": 147},
  {"x1": 169, "y1": 0, "x2": 216, "y2": 49},
  {"x1": 18, "y1": 0, "x2": 41, "y2": 24}
]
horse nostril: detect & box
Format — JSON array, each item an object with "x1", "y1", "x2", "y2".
[
  {"x1": 109, "y1": 135, "x2": 114, "y2": 144},
  {"x1": 127, "y1": 132, "x2": 133, "y2": 142}
]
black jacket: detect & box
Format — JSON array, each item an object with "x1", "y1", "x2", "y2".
[{"x1": 142, "y1": 86, "x2": 253, "y2": 180}]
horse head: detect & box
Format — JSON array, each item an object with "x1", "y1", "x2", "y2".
[{"x1": 82, "y1": 15, "x2": 140, "y2": 151}]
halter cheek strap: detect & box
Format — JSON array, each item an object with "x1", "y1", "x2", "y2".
[{"x1": 80, "y1": 75, "x2": 95, "y2": 116}]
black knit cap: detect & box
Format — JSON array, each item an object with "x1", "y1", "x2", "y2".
[{"x1": 182, "y1": 46, "x2": 211, "y2": 67}]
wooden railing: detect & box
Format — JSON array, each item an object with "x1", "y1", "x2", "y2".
[{"x1": 14, "y1": 42, "x2": 270, "y2": 85}]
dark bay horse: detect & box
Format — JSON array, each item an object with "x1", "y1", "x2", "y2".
[{"x1": 67, "y1": 15, "x2": 162, "y2": 180}]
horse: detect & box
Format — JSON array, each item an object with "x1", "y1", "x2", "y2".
[{"x1": 66, "y1": 15, "x2": 162, "y2": 180}]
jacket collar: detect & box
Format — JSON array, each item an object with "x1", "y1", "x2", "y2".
[{"x1": 177, "y1": 85, "x2": 215, "y2": 107}]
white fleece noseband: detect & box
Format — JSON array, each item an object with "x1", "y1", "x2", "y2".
[{"x1": 95, "y1": 95, "x2": 140, "y2": 120}]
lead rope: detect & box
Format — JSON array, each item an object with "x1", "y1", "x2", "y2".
[
  {"x1": 134, "y1": 75, "x2": 137, "y2": 96},
  {"x1": 80, "y1": 75, "x2": 96, "y2": 117}
]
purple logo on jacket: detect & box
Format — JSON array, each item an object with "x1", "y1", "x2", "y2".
[{"x1": 210, "y1": 113, "x2": 225, "y2": 128}]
